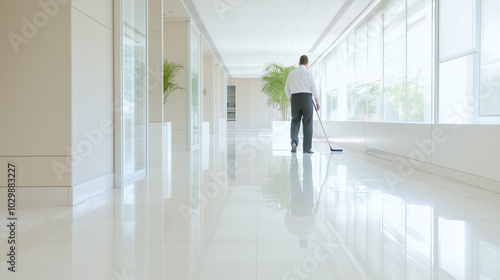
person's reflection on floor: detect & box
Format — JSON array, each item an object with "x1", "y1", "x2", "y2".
[{"x1": 285, "y1": 154, "x2": 318, "y2": 248}]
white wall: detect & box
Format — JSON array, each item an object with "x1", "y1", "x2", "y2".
[
  {"x1": 315, "y1": 121, "x2": 500, "y2": 195},
  {"x1": 71, "y1": 0, "x2": 114, "y2": 201},
  {"x1": 227, "y1": 78, "x2": 280, "y2": 130},
  {"x1": 0, "y1": 0, "x2": 72, "y2": 162},
  {"x1": 0, "y1": 0, "x2": 114, "y2": 205},
  {"x1": 0, "y1": 1, "x2": 72, "y2": 205}
]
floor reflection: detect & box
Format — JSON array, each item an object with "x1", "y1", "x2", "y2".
[
  {"x1": 1, "y1": 132, "x2": 500, "y2": 280},
  {"x1": 286, "y1": 154, "x2": 317, "y2": 249}
]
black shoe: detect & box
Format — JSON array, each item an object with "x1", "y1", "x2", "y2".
[
  {"x1": 291, "y1": 143, "x2": 297, "y2": 153},
  {"x1": 304, "y1": 150, "x2": 314, "y2": 154}
]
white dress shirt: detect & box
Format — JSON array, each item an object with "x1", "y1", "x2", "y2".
[{"x1": 285, "y1": 65, "x2": 319, "y2": 99}]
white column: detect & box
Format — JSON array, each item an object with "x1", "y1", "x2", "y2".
[{"x1": 149, "y1": 0, "x2": 166, "y2": 165}]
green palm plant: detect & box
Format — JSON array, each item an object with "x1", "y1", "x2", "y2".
[
  {"x1": 163, "y1": 60, "x2": 184, "y2": 105},
  {"x1": 262, "y1": 63, "x2": 296, "y2": 120}
]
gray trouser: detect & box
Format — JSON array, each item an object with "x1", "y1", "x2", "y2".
[{"x1": 290, "y1": 92, "x2": 313, "y2": 151}]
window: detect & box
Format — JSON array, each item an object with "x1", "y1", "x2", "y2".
[
  {"x1": 383, "y1": 0, "x2": 406, "y2": 122},
  {"x1": 479, "y1": 0, "x2": 500, "y2": 119},
  {"x1": 406, "y1": 0, "x2": 432, "y2": 122},
  {"x1": 439, "y1": 54, "x2": 475, "y2": 123},
  {"x1": 367, "y1": 10, "x2": 382, "y2": 84},
  {"x1": 439, "y1": 0, "x2": 476, "y2": 60},
  {"x1": 438, "y1": 0, "x2": 477, "y2": 124},
  {"x1": 355, "y1": 21, "x2": 368, "y2": 87},
  {"x1": 310, "y1": 0, "x2": 499, "y2": 124}
]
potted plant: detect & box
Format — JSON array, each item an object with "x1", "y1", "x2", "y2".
[
  {"x1": 261, "y1": 62, "x2": 296, "y2": 120},
  {"x1": 163, "y1": 60, "x2": 184, "y2": 105}
]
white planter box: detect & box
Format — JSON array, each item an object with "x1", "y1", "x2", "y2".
[
  {"x1": 149, "y1": 122, "x2": 166, "y2": 165},
  {"x1": 273, "y1": 120, "x2": 304, "y2": 152},
  {"x1": 165, "y1": 122, "x2": 172, "y2": 163}
]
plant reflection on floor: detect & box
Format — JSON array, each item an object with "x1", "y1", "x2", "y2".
[{"x1": 263, "y1": 156, "x2": 291, "y2": 210}]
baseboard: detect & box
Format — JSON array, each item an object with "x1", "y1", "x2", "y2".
[
  {"x1": 71, "y1": 173, "x2": 114, "y2": 205},
  {"x1": 0, "y1": 186, "x2": 71, "y2": 206},
  {"x1": 0, "y1": 173, "x2": 114, "y2": 206},
  {"x1": 332, "y1": 140, "x2": 500, "y2": 196}
]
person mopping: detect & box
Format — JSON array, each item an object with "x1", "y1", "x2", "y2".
[{"x1": 285, "y1": 55, "x2": 320, "y2": 154}]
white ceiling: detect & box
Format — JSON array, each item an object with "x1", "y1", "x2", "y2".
[
  {"x1": 163, "y1": 0, "x2": 190, "y2": 18},
  {"x1": 164, "y1": 0, "x2": 374, "y2": 78}
]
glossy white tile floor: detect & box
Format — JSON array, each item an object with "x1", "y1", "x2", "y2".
[{"x1": 2, "y1": 131, "x2": 500, "y2": 280}]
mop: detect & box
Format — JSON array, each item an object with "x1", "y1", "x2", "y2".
[{"x1": 313, "y1": 100, "x2": 343, "y2": 152}]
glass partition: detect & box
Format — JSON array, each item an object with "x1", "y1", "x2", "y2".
[
  {"x1": 122, "y1": 0, "x2": 148, "y2": 180},
  {"x1": 189, "y1": 24, "x2": 201, "y2": 149}
]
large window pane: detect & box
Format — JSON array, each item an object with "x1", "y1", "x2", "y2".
[
  {"x1": 439, "y1": 0, "x2": 476, "y2": 59},
  {"x1": 347, "y1": 83, "x2": 382, "y2": 121},
  {"x1": 367, "y1": 82, "x2": 383, "y2": 121},
  {"x1": 325, "y1": 90, "x2": 338, "y2": 121},
  {"x1": 407, "y1": 0, "x2": 432, "y2": 122},
  {"x1": 347, "y1": 31, "x2": 356, "y2": 89},
  {"x1": 383, "y1": 0, "x2": 406, "y2": 122},
  {"x1": 367, "y1": 9, "x2": 382, "y2": 84},
  {"x1": 480, "y1": 0, "x2": 500, "y2": 116},
  {"x1": 347, "y1": 88, "x2": 357, "y2": 120},
  {"x1": 325, "y1": 52, "x2": 336, "y2": 92},
  {"x1": 336, "y1": 39, "x2": 348, "y2": 121},
  {"x1": 366, "y1": 10, "x2": 383, "y2": 122},
  {"x1": 480, "y1": 63, "x2": 500, "y2": 116},
  {"x1": 439, "y1": 55, "x2": 475, "y2": 123},
  {"x1": 122, "y1": 0, "x2": 147, "y2": 178},
  {"x1": 347, "y1": 87, "x2": 360, "y2": 120},
  {"x1": 355, "y1": 21, "x2": 368, "y2": 87}
]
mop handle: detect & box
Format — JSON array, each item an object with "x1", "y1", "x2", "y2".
[{"x1": 312, "y1": 99, "x2": 333, "y2": 149}]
